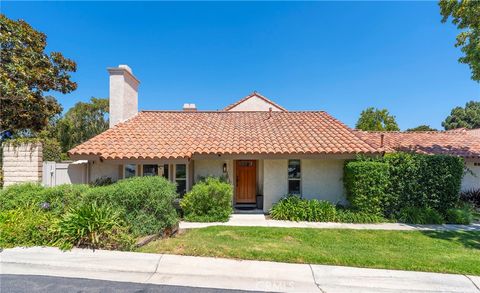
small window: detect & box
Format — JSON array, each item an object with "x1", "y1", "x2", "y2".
[
  {"x1": 288, "y1": 160, "x2": 301, "y2": 195},
  {"x1": 124, "y1": 164, "x2": 136, "y2": 179},
  {"x1": 143, "y1": 164, "x2": 158, "y2": 176},
  {"x1": 176, "y1": 164, "x2": 187, "y2": 196}
]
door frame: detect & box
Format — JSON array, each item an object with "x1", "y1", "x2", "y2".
[{"x1": 234, "y1": 160, "x2": 257, "y2": 204}]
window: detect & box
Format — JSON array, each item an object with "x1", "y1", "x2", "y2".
[
  {"x1": 176, "y1": 164, "x2": 187, "y2": 196},
  {"x1": 124, "y1": 164, "x2": 136, "y2": 178},
  {"x1": 143, "y1": 164, "x2": 158, "y2": 176},
  {"x1": 288, "y1": 160, "x2": 301, "y2": 195},
  {"x1": 160, "y1": 164, "x2": 169, "y2": 179}
]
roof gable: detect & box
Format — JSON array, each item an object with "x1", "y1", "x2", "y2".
[{"x1": 224, "y1": 92, "x2": 287, "y2": 112}]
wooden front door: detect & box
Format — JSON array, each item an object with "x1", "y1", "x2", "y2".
[{"x1": 235, "y1": 160, "x2": 257, "y2": 203}]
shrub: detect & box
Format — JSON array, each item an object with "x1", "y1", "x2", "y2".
[
  {"x1": 270, "y1": 196, "x2": 337, "y2": 222},
  {"x1": 82, "y1": 176, "x2": 179, "y2": 236},
  {"x1": 54, "y1": 202, "x2": 134, "y2": 250},
  {"x1": 42, "y1": 138, "x2": 63, "y2": 162},
  {"x1": 0, "y1": 183, "x2": 89, "y2": 214},
  {"x1": 180, "y1": 177, "x2": 233, "y2": 222},
  {"x1": 336, "y1": 209, "x2": 387, "y2": 223},
  {"x1": 344, "y1": 161, "x2": 389, "y2": 215},
  {"x1": 445, "y1": 207, "x2": 473, "y2": 225},
  {"x1": 90, "y1": 176, "x2": 114, "y2": 187},
  {"x1": 0, "y1": 205, "x2": 57, "y2": 248},
  {"x1": 398, "y1": 207, "x2": 444, "y2": 224},
  {"x1": 460, "y1": 189, "x2": 480, "y2": 209}
]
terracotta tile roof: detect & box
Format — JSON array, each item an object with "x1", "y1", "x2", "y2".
[
  {"x1": 224, "y1": 92, "x2": 287, "y2": 111},
  {"x1": 354, "y1": 129, "x2": 480, "y2": 158},
  {"x1": 68, "y1": 111, "x2": 378, "y2": 160}
]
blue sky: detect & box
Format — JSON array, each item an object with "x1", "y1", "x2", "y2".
[{"x1": 3, "y1": 1, "x2": 479, "y2": 130}]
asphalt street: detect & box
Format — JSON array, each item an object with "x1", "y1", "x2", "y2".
[{"x1": 0, "y1": 274, "x2": 265, "y2": 293}]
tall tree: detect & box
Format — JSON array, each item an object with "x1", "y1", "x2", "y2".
[
  {"x1": 0, "y1": 15, "x2": 77, "y2": 133},
  {"x1": 55, "y1": 97, "x2": 109, "y2": 152},
  {"x1": 406, "y1": 125, "x2": 438, "y2": 132},
  {"x1": 439, "y1": 0, "x2": 480, "y2": 82},
  {"x1": 355, "y1": 107, "x2": 400, "y2": 131},
  {"x1": 442, "y1": 101, "x2": 480, "y2": 130}
]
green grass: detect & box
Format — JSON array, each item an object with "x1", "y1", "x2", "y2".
[{"x1": 138, "y1": 226, "x2": 480, "y2": 275}]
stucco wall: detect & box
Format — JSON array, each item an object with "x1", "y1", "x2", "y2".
[
  {"x1": 462, "y1": 160, "x2": 480, "y2": 191},
  {"x1": 263, "y1": 159, "x2": 288, "y2": 211},
  {"x1": 193, "y1": 159, "x2": 233, "y2": 184},
  {"x1": 89, "y1": 160, "x2": 121, "y2": 182},
  {"x1": 3, "y1": 143, "x2": 43, "y2": 187},
  {"x1": 302, "y1": 159, "x2": 346, "y2": 204},
  {"x1": 228, "y1": 95, "x2": 283, "y2": 112}
]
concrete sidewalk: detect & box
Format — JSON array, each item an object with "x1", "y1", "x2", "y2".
[
  {"x1": 180, "y1": 214, "x2": 480, "y2": 231},
  {"x1": 1, "y1": 247, "x2": 479, "y2": 292}
]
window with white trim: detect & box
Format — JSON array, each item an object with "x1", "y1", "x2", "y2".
[{"x1": 288, "y1": 159, "x2": 301, "y2": 195}]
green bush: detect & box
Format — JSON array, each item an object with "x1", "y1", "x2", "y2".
[
  {"x1": 445, "y1": 208, "x2": 473, "y2": 225},
  {"x1": 270, "y1": 196, "x2": 337, "y2": 222},
  {"x1": 336, "y1": 209, "x2": 387, "y2": 223},
  {"x1": 0, "y1": 205, "x2": 57, "y2": 248},
  {"x1": 0, "y1": 183, "x2": 88, "y2": 214},
  {"x1": 55, "y1": 202, "x2": 134, "y2": 250},
  {"x1": 344, "y1": 161, "x2": 389, "y2": 215},
  {"x1": 398, "y1": 207, "x2": 444, "y2": 224},
  {"x1": 82, "y1": 176, "x2": 179, "y2": 236},
  {"x1": 90, "y1": 176, "x2": 114, "y2": 187},
  {"x1": 180, "y1": 177, "x2": 233, "y2": 222},
  {"x1": 460, "y1": 188, "x2": 480, "y2": 209}
]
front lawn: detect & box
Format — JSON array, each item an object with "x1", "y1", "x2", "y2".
[{"x1": 138, "y1": 226, "x2": 480, "y2": 275}]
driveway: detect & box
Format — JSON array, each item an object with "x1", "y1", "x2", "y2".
[{"x1": 1, "y1": 247, "x2": 479, "y2": 292}]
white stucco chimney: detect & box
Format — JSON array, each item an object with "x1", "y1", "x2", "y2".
[{"x1": 107, "y1": 65, "x2": 140, "y2": 128}]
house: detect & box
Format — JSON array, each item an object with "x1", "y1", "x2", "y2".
[{"x1": 68, "y1": 65, "x2": 480, "y2": 212}]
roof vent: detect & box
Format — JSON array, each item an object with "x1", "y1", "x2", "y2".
[{"x1": 183, "y1": 103, "x2": 197, "y2": 112}]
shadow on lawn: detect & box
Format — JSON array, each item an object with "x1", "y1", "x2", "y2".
[{"x1": 421, "y1": 230, "x2": 480, "y2": 250}]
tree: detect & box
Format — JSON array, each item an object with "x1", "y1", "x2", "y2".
[
  {"x1": 442, "y1": 101, "x2": 480, "y2": 130},
  {"x1": 439, "y1": 0, "x2": 480, "y2": 82},
  {"x1": 55, "y1": 97, "x2": 109, "y2": 152},
  {"x1": 0, "y1": 15, "x2": 77, "y2": 134},
  {"x1": 355, "y1": 107, "x2": 400, "y2": 131},
  {"x1": 406, "y1": 125, "x2": 438, "y2": 132}
]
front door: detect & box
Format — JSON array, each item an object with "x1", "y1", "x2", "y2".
[{"x1": 235, "y1": 160, "x2": 256, "y2": 203}]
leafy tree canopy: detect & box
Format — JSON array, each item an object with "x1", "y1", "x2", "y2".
[
  {"x1": 442, "y1": 100, "x2": 480, "y2": 130},
  {"x1": 355, "y1": 107, "x2": 400, "y2": 131},
  {"x1": 439, "y1": 0, "x2": 480, "y2": 82},
  {"x1": 406, "y1": 125, "x2": 438, "y2": 132},
  {"x1": 0, "y1": 15, "x2": 77, "y2": 133},
  {"x1": 55, "y1": 97, "x2": 109, "y2": 152}
]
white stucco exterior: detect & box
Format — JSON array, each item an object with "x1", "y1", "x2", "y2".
[
  {"x1": 108, "y1": 65, "x2": 139, "y2": 128},
  {"x1": 193, "y1": 159, "x2": 233, "y2": 184},
  {"x1": 263, "y1": 159, "x2": 288, "y2": 211},
  {"x1": 302, "y1": 159, "x2": 346, "y2": 204},
  {"x1": 227, "y1": 94, "x2": 284, "y2": 112},
  {"x1": 89, "y1": 160, "x2": 120, "y2": 182},
  {"x1": 462, "y1": 160, "x2": 480, "y2": 191}
]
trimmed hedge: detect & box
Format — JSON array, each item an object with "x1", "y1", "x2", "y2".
[
  {"x1": 270, "y1": 196, "x2": 337, "y2": 222},
  {"x1": 344, "y1": 153, "x2": 465, "y2": 223},
  {"x1": 344, "y1": 161, "x2": 389, "y2": 215}
]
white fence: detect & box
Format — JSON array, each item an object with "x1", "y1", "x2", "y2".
[{"x1": 42, "y1": 161, "x2": 88, "y2": 187}]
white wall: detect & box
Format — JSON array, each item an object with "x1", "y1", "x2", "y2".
[
  {"x1": 302, "y1": 159, "x2": 346, "y2": 204},
  {"x1": 462, "y1": 160, "x2": 480, "y2": 191},
  {"x1": 263, "y1": 159, "x2": 288, "y2": 211},
  {"x1": 89, "y1": 160, "x2": 120, "y2": 182},
  {"x1": 193, "y1": 159, "x2": 233, "y2": 184},
  {"x1": 3, "y1": 143, "x2": 42, "y2": 187},
  {"x1": 228, "y1": 95, "x2": 283, "y2": 112}
]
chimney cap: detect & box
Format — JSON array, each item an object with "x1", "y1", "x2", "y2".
[
  {"x1": 183, "y1": 103, "x2": 197, "y2": 112},
  {"x1": 118, "y1": 64, "x2": 132, "y2": 73}
]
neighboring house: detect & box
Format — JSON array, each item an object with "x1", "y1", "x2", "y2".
[{"x1": 68, "y1": 65, "x2": 480, "y2": 212}]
